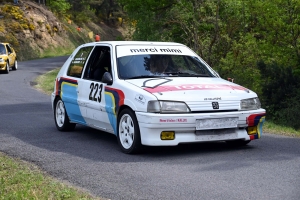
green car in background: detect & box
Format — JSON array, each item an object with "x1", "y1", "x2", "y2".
[{"x1": 0, "y1": 43, "x2": 17, "y2": 74}]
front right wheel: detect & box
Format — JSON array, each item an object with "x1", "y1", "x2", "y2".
[
  {"x1": 12, "y1": 60, "x2": 17, "y2": 70},
  {"x1": 117, "y1": 108, "x2": 141, "y2": 154}
]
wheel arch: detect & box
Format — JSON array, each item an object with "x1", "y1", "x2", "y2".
[
  {"x1": 53, "y1": 95, "x2": 61, "y2": 108},
  {"x1": 117, "y1": 104, "x2": 135, "y2": 119},
  {"x1": 116, "y1": 104, "x2": 142, "y2": 154},
  {"x1": 116, "y1": 104, "x2": 141, "y2": 133}
]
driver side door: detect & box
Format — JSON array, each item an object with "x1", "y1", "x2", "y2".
[{"x1": 78, "y1": 45, "x2": 114, "y2": 133}]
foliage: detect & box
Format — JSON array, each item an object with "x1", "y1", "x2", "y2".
[
  {"x1": 119, "y1": 0, "x2": 176, "y2": 41},
  {"x1": 48, "y1": 0, "x2": 71, "y2": 17},
  {"x1": 120, "y1": 0, "x2": 300, "y2": 130},
  {"x1": 7, "y1": 21, "x2": 23, "y2": 32},
  {"x1": 1, "y1": 4, "x2": 35, "y2": 32},
  {"x1": 258, "y1": 61, "x2": 300, "y2": 129},
  {"x1": 1, "y1": 4, "x2": 23, "y2": 20}
]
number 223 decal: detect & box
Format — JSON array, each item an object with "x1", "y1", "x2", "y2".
[{"x1": 89, "y1": 82, "x2": 103, "y2": 102}]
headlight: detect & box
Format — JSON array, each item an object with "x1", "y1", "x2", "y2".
[
  {"x1": 0, "y1": 58, "x2": 4, "y2": 62},
  {"x1": 240, "y1": 98, "x2": 261, "y2": 110},
  {"x1": 147, "y1": 100, "x2": 191, "y2": 113}
]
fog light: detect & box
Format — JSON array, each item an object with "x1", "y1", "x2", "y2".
[
  {"x1": 247, "y1": 126, "x2": 257, "y2": 135},
  {"x1": 160, "y1": 131, "x2": 175, "y2": 140}
]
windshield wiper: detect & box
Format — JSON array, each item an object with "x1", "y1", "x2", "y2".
[
  {"x1": 127, "y1": 75, "x2": 159, "y2": 79},
  {"x1": 166, "y1": 71, "x2": 211, "y2": 77},
  {"x1": 180, "y1": 73, "x2": 210, "y2": 77}
]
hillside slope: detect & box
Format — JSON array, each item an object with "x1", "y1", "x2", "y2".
[{"x1": 0, "y1": 0, "x2": 125, "y2": 61}]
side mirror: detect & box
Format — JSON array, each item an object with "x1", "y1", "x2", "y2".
[{"x1": 102, "y1": 72, "x2": 113, "y2": 85}]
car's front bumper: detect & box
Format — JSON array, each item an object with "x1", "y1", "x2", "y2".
[{"x1": 135, "y1": 109, "x2": 266, "y2": 146}]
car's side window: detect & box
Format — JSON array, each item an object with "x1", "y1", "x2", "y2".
[
  {"x1": 67, "y1": 46, "x2": 93, "y2": 78},
  {"x1": 83, "y1": 46, "x2": 112, "y2": 81},
  {"x1": 6, "y1": 45, "x2": 12, "y2": 54},
  {"x1": 10, "y1": 46, "x2": 15, "y2": 53}
]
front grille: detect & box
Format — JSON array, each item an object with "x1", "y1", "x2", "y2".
[{"x1": 187, "y1": 100, "x2": 240, "y2": 112}]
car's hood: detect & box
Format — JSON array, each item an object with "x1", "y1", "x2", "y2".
[
  {"x1": 125, "y1": 77, "x2": 255, "y2": 101},
  {"x1": 0, "y1": 55, "x2": 8, "y2": 59}
]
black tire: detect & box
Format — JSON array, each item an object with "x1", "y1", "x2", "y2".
[
  {"x1": 12, "y1": 60, "x2": 17, "y2": 70},
  {"x1": 54, "y1": 97, "x2": 76, "y2": 131},
  {"x1": 5, "y1": 62, "x2": 9, "y2": 74},
  {"x1": 226, "y1": 139, "x2": 251, "y2": 147},
  {"x1": 117, "y1": 108, "x2": 141, "y2": 154}
]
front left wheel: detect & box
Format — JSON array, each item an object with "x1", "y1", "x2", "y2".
[
  {"x1": 5, "y1": 62, "x2": 9, "y2": 74},
  {"x1": 54, "y1": 98, "x2": 76, "y2": 131},
  {"x1": 117, "y1": 108, "x2": 141, "y2": 154}
]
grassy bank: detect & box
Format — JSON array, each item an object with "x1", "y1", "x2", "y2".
[
  {"x1": 0, "y1": 152, "x2": 101, "y2": 200},
  {"x1": 35, "y1": 68, "x2": 61, "y2": 95}
]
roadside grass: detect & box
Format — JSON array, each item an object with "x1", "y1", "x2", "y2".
[
  {"x1": 34, "y1": 68, "x2": 60, "y2": 95},
  {"x1": 41, "y1": 46, "x2": 74, "y2": 59},
  {"x1": 0, "y1": 152, "x2": 101, "y2": 200},
  {"x1": 263, "y1": 121, "x2": 300, "y2": 137}
]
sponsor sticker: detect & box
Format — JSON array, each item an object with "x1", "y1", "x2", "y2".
[
  {"x1": 116, "y1": 45, "x2": 194, "y2": 57},
  {"x1": 135, "y1": 94, "x2": 146, "y2": 104},
  {"x1": 159, "y1": 118, "x2": 187, "y2": 123}
]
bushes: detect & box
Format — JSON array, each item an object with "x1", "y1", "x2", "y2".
[{"x1": 258, "y1": 61, "x2": 300, "y2": 130}]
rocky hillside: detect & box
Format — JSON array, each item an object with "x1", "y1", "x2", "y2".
[{"x1": 0, "y1": 0, "x2": 125, "y2": 61}]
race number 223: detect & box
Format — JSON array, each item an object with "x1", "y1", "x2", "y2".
[{"x1": 89, "y1": 82, "x2": 103, "y2": 102}]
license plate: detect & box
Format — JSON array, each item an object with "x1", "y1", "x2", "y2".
[
  {"x1": 196, "y1": 117, "x2": 238, "y2": 130},
  {"x1": 195, "y1": 129, "x2": 238, "y2": 140}
]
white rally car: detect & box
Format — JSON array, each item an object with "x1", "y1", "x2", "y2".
[{"x1": 51, "y1": 41, "x2": 266, "y2": 154}]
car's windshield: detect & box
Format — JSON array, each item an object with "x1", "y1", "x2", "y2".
[
  {"x1": 0, "y1": 44, "x2": 6, "y2": 55},
  {"x1": 117, "y1": 54, "x2": 215, "y2": 79}
]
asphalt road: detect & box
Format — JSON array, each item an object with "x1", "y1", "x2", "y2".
[{"x1": 0, "y1": 57, "x2": 300, "y2": 200}]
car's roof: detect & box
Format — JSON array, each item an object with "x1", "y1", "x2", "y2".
[
  {"x1": 0, "y1": 43, "x2": 9, "y2": 45},
  {"x1": 82, "y1": 41, "x2": 184, "y2": 47}
]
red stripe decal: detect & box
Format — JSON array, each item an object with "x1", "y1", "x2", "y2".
[{"x1": 144, "y1": 84, "x2": 247, "y2": 93}]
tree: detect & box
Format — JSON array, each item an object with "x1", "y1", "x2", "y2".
[{"x1": 48, "y1": 0, "x2": 70, "y2": 16}]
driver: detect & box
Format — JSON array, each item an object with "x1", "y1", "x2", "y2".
[{"x1": 149, "y1": 55, "x2": 170, "y2": 74}]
